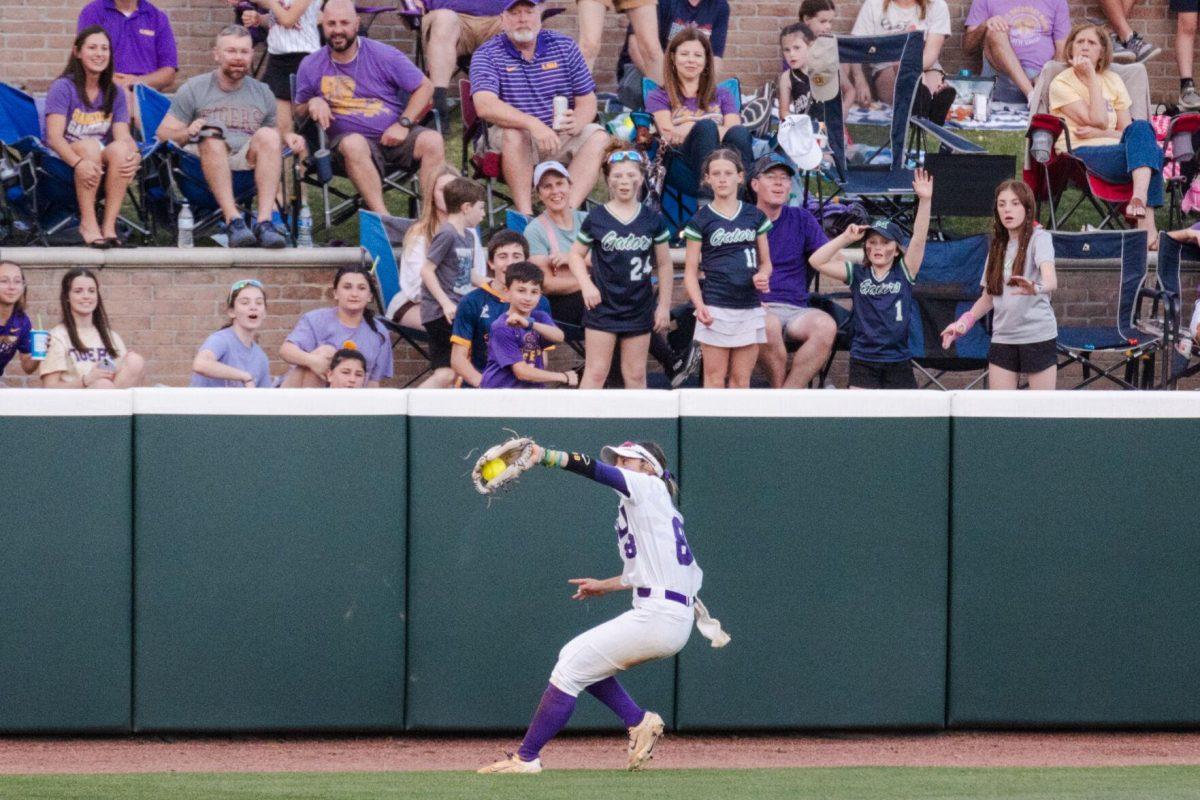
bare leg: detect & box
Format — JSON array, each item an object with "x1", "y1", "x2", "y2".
[
  {"x1": 424, "y1": 10, "x2": 463, "y2": 90},
  {"x1": 983, "y1": 28, "x2": 1035, "y2": 98},
  {"x1": 873, "y1": 65, "x2": 899, "y2": 104},
  {"x1": 1100, "y1": 0, "x2": 1134, "y2": 42},
  {"x1": 1179, "y1": 13, "x2": 1197, "y2": 81},
  {"x1": 71, "y1": 139, "x2": 104, "y2": 242},
  {"x1": 576, "y1": 0, "x2": 606, "y2": 71},
  {"x1": 396, "y1": 304, "x2": 425, "y2": 330},
  {"x1": 198, "y1": 136, "x2": 240, "y2": 223},
  {"x1": 1025, "y1": 364, "x2": 1057, "y2": 390},
  {"x1": 758, "y1": 312, "x2": 788, "y2": 388},
  {"x1": 988, "y1": 363, "x2": 1020, "y2": 390},
  {"x1": 413, "y1": 129, "x2": 446, "y2": 200},
  {"x1": 727, "y1": 344, "x2": 759, "y2": 388},
  {"x1": 625, "y1": 4, "x2": 663, "y2": 85},
  {"x1": 567, "y1": 130, "x2": 607, "y2": 210},
  {"x1": 99, "y1": 140, "x2": 137, "y2": 238},
  {"x1": 419, "y1": 366, "x2": 457, "y2": 388},
  {"x1": 501, "y1": 128, "x2": 535, "y2": 214},
  {"x1": 581, "y1": 328, "x2": 617, "y2": 388},
  {"x1": 249, "y1": 126, "x2": 283, "y2": 223},
  {"x1": 783, "y1": 310, "x2": 837, "y2": 388},
  {"x1": 700, "y1": 343, "x2": 730, "y2": 388},
  {"x1": 113, "y1": 352, "x2": 145, "y2": 388},
  {"x1": 339, "y1": 133, "x2": 386, "y2": 213},
  {"x1": 618, "y1": 333, "x2": 650, "y2": 389}
]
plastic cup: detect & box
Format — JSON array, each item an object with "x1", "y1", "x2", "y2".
[{"x1": 29, "y1": 329, "x2": 49, "y2": 360}]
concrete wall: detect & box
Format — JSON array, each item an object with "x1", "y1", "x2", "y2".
[{"x1": 0, "y1": 0, "x2": 1188, "y2": 104}]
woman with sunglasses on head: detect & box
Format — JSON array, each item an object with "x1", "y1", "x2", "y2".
[
  {"x1": 191, "y1": 278, "x2": 272, "y2": 388},
  {"x1": 647, "y1": 28, "x2": 754, "y2": 196},
  {"x1": 567, "y1": 143, "x2": 673, "y2": 389}
]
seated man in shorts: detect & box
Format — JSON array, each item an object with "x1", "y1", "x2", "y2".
[
  {"x1": 294, "y1": 0, "x2": 446, "y2": 209},
  {"x1": 155, "y1": 25, "x2": 303, "y2": 248},
  {"x1": 419, "y1": 0, "x2": 507, "y2": 120},
  {"x1": 749, "y1": 154, "x2": 838, "y2": 388},
  {"x1": 579, "y1": 0, "x2": 664, "y2": 84},
  {"x1": 469, "y1": 0, "x2": 608, "y2": 215}
]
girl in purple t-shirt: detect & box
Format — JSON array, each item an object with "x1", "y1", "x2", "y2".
[
  {"x1": 42, "y1": 26, "x2": 140, "y2": 249},
  {"x1": 191, "y1": 279, "x2": 273, "y2": 388},
  {"x1": 280, "y1": 265, "x2": 394, "y2": 387}
]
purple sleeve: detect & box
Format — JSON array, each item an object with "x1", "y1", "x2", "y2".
[
  {"x1": 591, "y1": 461, "x2": 632, "y2": 496},
  {"x1": 800, "y1": 209, "x2": 829, "y2": 259},
  {"x1": 76, "y1": 3, "x2": 99, "y2": 32},
  {"x1": 531, "y1": 309, "x2": 555, "y2": 326},
  {"x1": 710, "y1": 2, "x2": 729, "y2": 56},
  {"x1": 488, "y1": 322, "x2": 524, "y2": 368},
  {"x1": 369, "y1": 325, "x2": 394, "y2": 381},
  {"x1": 286, "y1": 311, "x2": 320, "y2": 351},
  {"x1": 112, "y1": 85, "x2": 130, "y2": 125},
  {"x1": 964, "y1": 0, "x2": 989, "y2": 28},
  {"x1": 384, "y1": 45, "x2": 425, "y2": 94},
  {"x1": 43, "y1": 79, "x2": 72, "y2": 119},
  {"x1": 469, "y1": 46, "x2": 501, "y2": 97},
  {"x1": 199, "y1": 330, "x2": 231, "y2": 361},
  {"x1": 717, "y1": 87, "x2": 736, "y2": 116},
  {"x1": 564, "y1": 41, "x2": 596, "y2": 98},
  {"x1": 155, "y1": 9, "x2": 179, "y2": 69},
  {"x1": 645, "y1": 88, "x2": 670, "y2": 114},
  {"x1": 15, "y1": 315, "x2": 31, "y2": 354},
  {"x1": 1051, "y1": 0, "x2": 1071, "y2": 40},
  {"x1": 293, "y1": 53, "x2": 321, "y2": 104}
]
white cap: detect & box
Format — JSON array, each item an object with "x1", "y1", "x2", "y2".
[
  {"x1": 533, "y1": 160, "x2": 571, "y2": 188},
  {"x1": 600, "y1": 441, "x2": 663, "y2": 476}
]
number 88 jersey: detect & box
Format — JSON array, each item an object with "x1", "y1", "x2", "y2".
[
  {"x1": 577, "y1": 204, "x2": 670, "y2": 333},
  {"x1": 613, "y1": 469, "x2": 704, "y2": 600}
]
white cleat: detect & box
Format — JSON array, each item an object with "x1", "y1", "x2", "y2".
[
  {"x1": 476, "y1": 753, "x2": 543, "y2": 774},
  {"x1": 626, "y1": 711, "x2": 665, "y2": 771}
]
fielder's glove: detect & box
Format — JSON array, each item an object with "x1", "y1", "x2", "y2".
[{"x1": 471, "y1": 436, "x2": 538, "y2": 495}]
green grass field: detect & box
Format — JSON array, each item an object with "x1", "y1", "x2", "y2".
[{"x1": 3, "y1": 767, "x2": 1199, "y2": 800}]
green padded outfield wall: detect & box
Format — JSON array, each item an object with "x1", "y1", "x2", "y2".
[
  {"x1": 133, "y1": 389, "x2": 407, "y2": 731},
  {"x1": 0, "y1": 392, "x2": 132, "y2": 732},
  {"x1": 406, "y1": 391, "x2": 678, "y2": 731},
  {"x1": 676, "y1": 391, "x2": 951, "y2": 729},
  {"x1": 949, "y1": 392, "x2": 1200, "y2": 727}
]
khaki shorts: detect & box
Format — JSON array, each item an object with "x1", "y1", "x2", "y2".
[
  {"x1": 487, "y1": 122, "x2": 604, "y2": 166},
  {"x1": 583, "y1": 0, "x2": 656, "y2": 12},
  {"x1": 184, "y1": 137, "x2": 254, "y2": 171},
  {"x1": 421, "y1": 11, "x2": 503, "y2": 56}
]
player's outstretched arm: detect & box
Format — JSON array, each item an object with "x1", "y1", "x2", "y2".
[{"x1": 537, "y1": 445, "x2": 633, "y2": 497}]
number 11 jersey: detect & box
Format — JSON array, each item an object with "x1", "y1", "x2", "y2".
[{"x1": 577, "y1": 203, "x2": 670, "y2": 333}]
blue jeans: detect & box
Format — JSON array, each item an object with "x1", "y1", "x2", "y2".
[{"x1": 1074, "y1": 120, "x2": 1165, "y2": 207}]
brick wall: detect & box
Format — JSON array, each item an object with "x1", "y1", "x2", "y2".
[{"x1": 0, "y1": 0, "x2": 1188, "y2": 103}]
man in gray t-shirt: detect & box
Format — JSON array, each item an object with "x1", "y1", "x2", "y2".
[{"x1": 155, "y1": 24, "x2": 306, "y2": 248}]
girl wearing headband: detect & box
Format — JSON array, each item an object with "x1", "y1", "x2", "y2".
[{"x1": 191, "y1": 279, "x2": 272, "y2": 388}]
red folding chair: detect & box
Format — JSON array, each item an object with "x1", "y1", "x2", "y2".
[
  {"x1": 458, "y1": 78, "x2": 511, "y2": 228},
  {"x1": 1023, "y1": 113, "x2": 1133, "y2": 230}
]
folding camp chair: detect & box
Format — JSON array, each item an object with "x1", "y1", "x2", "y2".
[
  {"x1": 459, "y1": 79, "x2": 514, "y2": 230},
  {"x1": 0, "y1": 82, "x2": 154, "y2": 244},
  {"x1": 1148, "y1": 230, "x2": 1198, "y2": 388},
  {"x1": 923, "y1": 152, "x2": 1017, "y2": 239},
  {"x1": 907, "y1": 234, "x2": 992, "y2": 389},
  {"x1": 1162, "y1": 113, "x2": 1200, "y2": 230},
  {"x1": 1053, "y1": 229, "x2": 1169, "y2": 389},
  {"x1": 135, "y1": 84, "x2": 286, "y2": 244},
  {"x1": 358, "y1": 209, "x2": 438, "y2": 387}
]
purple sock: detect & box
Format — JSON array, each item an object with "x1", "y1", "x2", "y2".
[
  {"x1": 517, "y1": 684, "x2": 577, "y2": 761},
  {"x1": 585, "y1": 677, "x2": 645, "y2": 728}
]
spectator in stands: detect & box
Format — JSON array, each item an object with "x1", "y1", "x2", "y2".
[
  {"x1": 578, "y1": 0, "x2": 664, "y2": 85},
  {"x1": 617, "y1": 0, "x2": 730, "y2": 108},
  {"x1": 156, "y1": 25, "x2": 300, "y2": 248},
  {"x1": 777, "y1": 23, "x2": 816, "y2": 117},
  {"x1": 451, "y1": 230, "x2": 553, "y2": 387},
  {"x1": 418, "y1": 0, "x2": 507, "y2": 120},
  {"x1": 963, "y1": 0, "x2": 1069, "y2": 104},
  {"x1": 1177, "y1": 5, "x2": 1200, "y2": 109},
  {"x1": 1099, "y1": 0, "x2": 1160, "y2": 66},
  {"x1": 850, "y1": 0, "x2": 953, "y2": 111},
  {"x1": 43, "y1": 26, "x2": 140, "y2": 249},
  {"x1": 469, "y1": 0, "x2": 608, "y2": 215},
  {"x1": 326, "y1": 347, "x2": 368, "y2": 387},
  {"x1": 76, "y1": 0, "x2": 177, "y2": 97},
  {"x1": 799, "y1": 0, "x2": 835, "y2": 35},
  {"x1": 419, "y1": 177, "x2": 488, "y2": 388},
  {"x1": 526, "y1": 161, "x2": 587, "y2": 324},
  {"x1": 0, "y1": 261, "x2": 36, "y2": 380},
  {"x1": 389, "y1": 165, "x2": 485, "y2": 328},
  {"x1": 1049, "y1": 23, "x2": 1163, "y2": 244},
  {"x1": 748, "y1": 154, "x2": 837, "y2": 389},
  {"x1": 190, "y1": 278, "x2": 272, "y2": 388},
  {"x1": 234, "y1": 0, "x2": 321, "y2": 144},
  {"x1": 294, "y1": 0, "x2": 446, "y2": 208},
  {"x1": 479, "y1": 261, "x2": 574, "y2": 388},
  {"x1": 280, "y1": 264, "x2": 393, "y2": 387},
  {"x1": 648, "y1": 29, "x2": 754, "y2": 197},
  {"x1": 39, "y1": 267, "x2": 145, "y2": 389}
]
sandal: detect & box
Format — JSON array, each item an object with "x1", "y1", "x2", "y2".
[
  {"x1": 1125, "y1": 198, "x2": 1147, "y2": 220},
  {"x1": 85, "y1": 238, "x2": 112, "y2": 249}
]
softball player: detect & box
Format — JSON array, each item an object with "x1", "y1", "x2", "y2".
[{"x1": 478, "y1": 440, "x2": 727, "y2": 774}]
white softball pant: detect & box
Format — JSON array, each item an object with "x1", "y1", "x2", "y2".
[{"x1": 549, "y1": 600, "x2": 694, "y2": 696}]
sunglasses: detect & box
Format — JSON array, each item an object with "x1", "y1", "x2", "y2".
[
  {"x1": 228, "y1": 278, "x2": 264, "y2": 302},
  {"x1": 607, "y1": 150, "x2": 644, "y2": 165}
]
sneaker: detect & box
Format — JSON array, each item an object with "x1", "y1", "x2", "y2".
[
  {"x1": 254, "y1": 220, "x2": 287, "y2": 249},
  {"x1": 476, "y1": 754, "x2": 543, "y2": 774},
  {"x1": 225, "y1": 217, "x2": 256, "y2": 248},
  {"x1": 626, "y1": 710, "x2": 664, "y2": 771},
  {"x1": 669, "y1": 343, "x2": 702, "y2": 389},
  {"x1": 1181, "y1": 86, "x2": 1200, "y2": 112},
  {"x1": 1111, "y1": 32, "x2": 1134, "y2": 64},
  {"x1": 1124, "y1": 33, "x2": 1161, "y2": 64}
]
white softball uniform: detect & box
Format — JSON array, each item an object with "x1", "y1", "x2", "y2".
[{"x1": 550, "y1": 470, "x2": 703, "y2": 696}]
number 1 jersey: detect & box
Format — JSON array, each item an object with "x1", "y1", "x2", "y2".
[
  {"x1": 846, "y1": 259, "x2": 915, "y2": 362},
  {"x1": 613, "y1": 469, "x2": 703, "y2": 598},
  {"x1": 577, "y1": 204, "x2": 670, "y2": 332}
]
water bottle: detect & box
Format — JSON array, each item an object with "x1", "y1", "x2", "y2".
[
  {"x1": 177, "y1": 201, "x2": 194, "y2": 248},
  {"x1": 297, "y1": 202, "x2": 314, "y2": 248}
]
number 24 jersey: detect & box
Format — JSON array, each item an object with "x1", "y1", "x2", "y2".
[{"x1": 577, "y1": 204, "x2": 670, "y2": 332}]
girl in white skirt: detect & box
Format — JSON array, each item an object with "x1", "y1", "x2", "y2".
[{"x1": 682, "y1": 149, "x2": 774, "y2": 387}]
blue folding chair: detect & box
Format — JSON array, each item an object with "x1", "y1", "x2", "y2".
[
  {"x1": 1052, "y1": 229, "x2": 1168, "y2": 389},
  {"x1": 358, "y1": 209, "x2": 436, "y2": 387},
  {"x1": 0, "y1": 82, "x2": 153, "y2": 244},
  {"x1": 908, "y1": 234, "x2": 991, "y2": 389},
  {"x1": 1149, "y1": 230, "x2": 1198, "y2": 388}
]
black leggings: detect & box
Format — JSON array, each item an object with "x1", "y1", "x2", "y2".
[{"x1": 675, "y1": 120, "x2": 756, "y2": 193}]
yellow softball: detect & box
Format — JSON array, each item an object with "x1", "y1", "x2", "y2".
[{"x1": 481, "y1": 458, "x2": 506, "y2": 482}]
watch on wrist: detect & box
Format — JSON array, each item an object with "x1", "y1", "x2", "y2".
[{"x1": 398, "y1": 117, "x2": 413, "y2": 129}]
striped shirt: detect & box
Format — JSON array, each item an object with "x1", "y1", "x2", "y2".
[
  {"x1": 267, "y1": 0, "x2": 320, "y2": 55},
  {"x1": 468, "y1": 30, "x2": 595, "y2": 127}
]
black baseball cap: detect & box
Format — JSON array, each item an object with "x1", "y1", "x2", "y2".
[{"x1": 749, "y1": 152, "x2": 797, "y2": 180}]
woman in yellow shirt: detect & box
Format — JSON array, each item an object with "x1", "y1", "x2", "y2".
[{"x1": 1048, "y1": 23, "x2": 1163, "y2": 245}]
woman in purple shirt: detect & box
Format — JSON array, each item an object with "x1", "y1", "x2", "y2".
[
  {"x1": 43, "y1": 26, "x2": 140, "y2": 249},
  {"x1": 647, "y1": 28, "x2": 754, "y2": 196}
]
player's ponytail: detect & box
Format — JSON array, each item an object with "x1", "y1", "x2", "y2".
[{"x1": 637, "y1": 440, "x2": 679, "y2": 505}]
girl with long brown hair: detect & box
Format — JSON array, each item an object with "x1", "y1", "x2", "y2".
[
  {"x1": 941, "y1": 180, "x2": 1058, "y2": 390},
  {"x1": 39, "y1": 268, "x2": 145, "y2": 388}
]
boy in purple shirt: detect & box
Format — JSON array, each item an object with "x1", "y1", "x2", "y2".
[
  {"x1": 76, "y1": 0, "x2": 177, "y2": 92},
  {"x1": 963, "y1": 0, "x2": 1070, "y2": 102},
  {"x1": 480, "y1": 261, "x2": 576, "y2": 388},
  {"x1": 294, "y1": 0, "x2": 445, "y2": 209}
]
